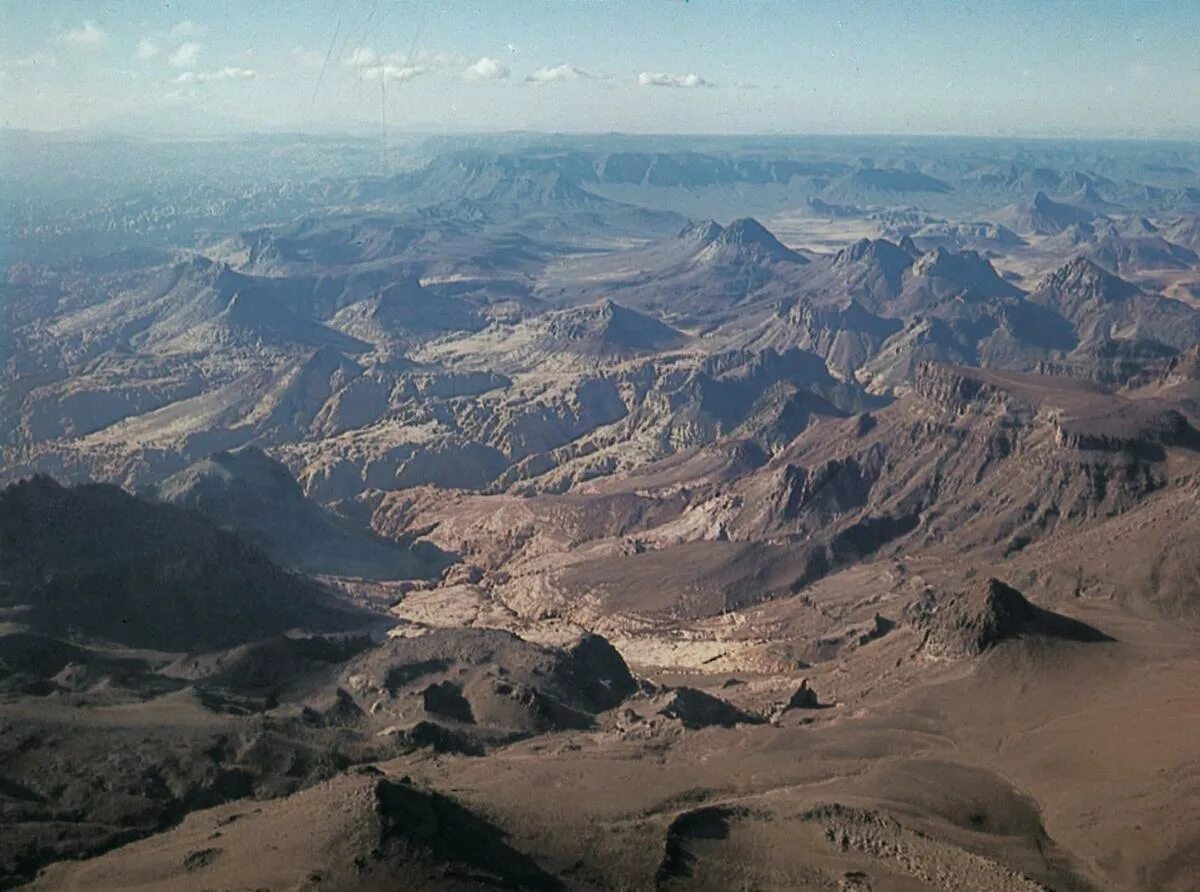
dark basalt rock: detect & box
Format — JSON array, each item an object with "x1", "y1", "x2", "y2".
[
  {"x1": 557, "y1": 633, "x2": 638, "y2": 712},
  {"x1": 786, "y1": 679, "x2": 821, "y2": 710},
  {"x1": 657, "y1": 687, "x2": 764, "y2": 729},
  {"x1": 420, "y1": 681, "x2": 475, "y2": 724},
  {"x1": 910, "y1": 578, "x2": 1113, "y2": 659}
]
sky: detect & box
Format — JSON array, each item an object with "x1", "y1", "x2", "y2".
[{"x1": 1, "y1": 0, "x2": 1198, "y2": 138}]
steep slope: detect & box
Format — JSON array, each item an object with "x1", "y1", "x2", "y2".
[
  {"x1": 1082, "y1": 227, "x2": 1199, "y2": 274},
  {"x1": 373, "y1": 360, "x2": 1199, "y2": 627},
  {"x1": 909, "y1": 578, "x2": 1112, "y2": 659},
  {"x1": 740, "y1": 298, "x2": 903, "y2": 381},
  {"x1": 535, "y1": 217, "x2": 810, "y2": 326},
  {"x1": 893, "y1": 246, "x2": 1024, "y2": 312},
  {"x1": 325, "y1": 276, "x2": 485, "y2": 349},
  {"x1": 151, "y1": 447, "x2": 453, "y2": 580},
  {"x1": 0, "y1": 476, "x2": 361, "y2": 650},
  {"x1": 47, "y1": 257, "x2": 371, "y2": 360},
  {"x1": 418, "y1": 299, "x2": 689, "y2": 374},
  {"x1": 730, "y1": 362, "x2": 1198, "y2": 549},
  {"x1": 1000, "y1": 191, "x2": 1099, "y2": 235},
  {"x1": 32, "y1": 774, "x2": 564, "y2": 892},
  {"x1": 1164, "y1": 214, "x2": 1200, "y2": 251},
  {"x1": 797, "y1": 239, "x2": 1020, "y2": 314},
  {"x1": 776, "y1": 241, "x2": 1075, "y2": 388},
  {"x1": 1029, "y1": 257, "x2": 1200, "y2": 349}
]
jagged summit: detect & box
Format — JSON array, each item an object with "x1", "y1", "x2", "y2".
[
  {"x1": 834, "y1": 237, "x2": 911, "y2": 270},
  {"x1": 687, "y1": 217, "x2": 807, "y2": 265},
  {"x1": 1072, "y1": 180, "x2": 1112, "y2": 208},
  {"x1": 1037, "y1": 256, "x2": 1141, "y2": 302},
  {"x1": 909, "y1": 246, "x2": 1023, "y2": 298},
  {"x1": 716, "y1": 217, "x2": 796, "y2": 252},
  {"x1": 830, "y1": 237, "x2": 913, "y2": 291},
  {"x1": 678, "y1": 218, "x2": 725, "y2": 243},
  {"x1": 1003, "y1": 190, "x2": 1097, "y2": 235}
]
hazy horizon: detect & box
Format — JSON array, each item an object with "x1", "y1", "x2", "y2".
[{"x1": 3, "y1": 0, "x2": 1198, "y2": 140}]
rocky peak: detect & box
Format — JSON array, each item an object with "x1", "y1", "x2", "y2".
[
  {"x1": 715, "y1": 217, "x2": 783, "y2": 250},
  {"x1": 909, "y1": 247, "x2": 1021, "y2": 299},
  {"x1": 910, "y1": 245, "x2": 954, "y2": 275},
  {"x1": 1038, "y1": 256, "x2": 1140, "y2": 302},
  {"x1": 1124, "y1": 216, "x2": 1160, "y2": 237},
  {"x1": 678, "y1": 219, "x2": 724, "y2": 244},
  {"x1": 898, "y1": 234, "x2": 920, "y2": 257},
  {"x1": 1073, "y1": 180, "x2": 1109, "y2": 206},
  {"x1": 539, "y1": 299, "x2": 685, "y2": 354},
  {"x1": 833, "y1": 237, "x2": 912, "y2": 273},
  {"x1": 156, "y1": 446, "x2": 304, "y2": 511}
]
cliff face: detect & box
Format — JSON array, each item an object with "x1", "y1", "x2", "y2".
[
  {"x1": 723, "y1": 362, "x2": 1185, "y2": 561},
  {"x1": 911, "y1": 362, "x2": 1028, "y2": 417}
]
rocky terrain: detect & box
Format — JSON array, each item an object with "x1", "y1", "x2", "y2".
[{"x1": 2, "y1": 133, "x2": 1200, "y2": 889}]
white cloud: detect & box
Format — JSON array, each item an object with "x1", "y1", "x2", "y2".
[
  {"x1": 360, "y1": 64, "x2": 426, "y2": 83},
  {"x1": 291, "y1": 46, "x2": 324, "y2": 68},
  {"x1": 463, "y1": 57, "x2": 509, "y2": 81},
  {"x1": 345, "y1": 47, "x2": 468, "y2": 72},
  {"x1": 405, "y1": 49, "x2": 469, "y2": 68},
  {"x1": 525, "y1": 64, "x2": 592, "y2": 84},
  {"x1": 59, "y1": 21, "x2": 108, "y2": 50},
  {"x1": 638, "y1": 71, "x2": 710, "y2": 88},
  {"x1": 174, "y1": 66, "x2": 256, "y2": 85},
  {"x1": 168, "y1": 42, "x2": 203, "y2": 69},
  {"x1": 161, "y1": 87, "x2": 197, "y2": 105},
  {"x1": 169, "y1": 20, "x2": 206, "y2": 39},
  {"x1": 344, "y1": 47, "x2": 380, "y2": 69},
  {"x1": 344, "y1": 46, "x2": 444, "y2": 83},
  {"x1": 135, "y1": 39, "x2": 160, "y2": 61}
]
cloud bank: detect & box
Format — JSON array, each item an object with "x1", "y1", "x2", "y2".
[
  {"x1": 169, "y1": 42, "x2": 203, "y2": 69},
  {"x1": 526, "y1": 64, "x2": 592, "y2": 84},
  {"x1": 174, "y1": 66, "x2": 256, "y2": 85},
  {"x1": 637, "y1": 71, "x2": 710, "y2": 88},
  {"x1": 464, "y1": 57, "x2": 510, "y2": 81},
  {"x1": 59, "y1": 21, "x2": 107, "y2": 50}
]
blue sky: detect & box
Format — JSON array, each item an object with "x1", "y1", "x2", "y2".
[{"x1": 1, "y1": 0, "x2": 1197, "y2": 137}]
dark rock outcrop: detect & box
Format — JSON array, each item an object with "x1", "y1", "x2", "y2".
[
  {"x1": 656, "y1": 687, "x2": 764, "y2": 729},
  {"x1": 909, "y1": 579, "x2": 1113, "y2": 659}
]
